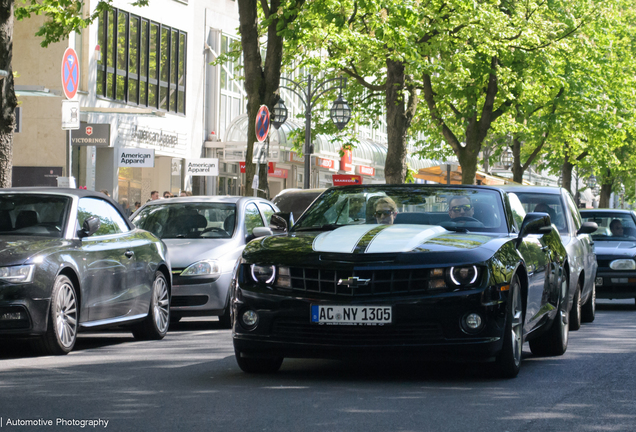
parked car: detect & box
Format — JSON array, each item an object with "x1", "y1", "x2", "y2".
[
  {"x1": 131, "y1": 196, "x2": 278, "y2": 327},
  {"x1": 231, "y1": 184, "x2": 570, "y2": 378},
  {"x1": 501, "y1": 186, "x2": 598, "y2": 328},
  {"x1": 271, "y1": 188, "x2": 326, "y2": 226},
  {"x1": 580, "y1": 209, "x2": 636, "y2": 304},
  {"x1": 0, "y1": 188, "x2": 171, "y2": 355}
]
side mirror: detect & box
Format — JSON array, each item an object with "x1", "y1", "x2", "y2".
[
  {"x1": 252, "y1": 227, "x2": 273, "y2": 239},
  {"x1": 78, "y1": 216, "x2": 101, "y2": 238},
  {"x1": 518, "y1": 212, "x2": 551, "y2": 243},
  {"x1": 577, "y1": 221, "x2": 598, "y2": 235},
  {"x1": 269, "y1": 212, "x2": 292, "y2": 233}
]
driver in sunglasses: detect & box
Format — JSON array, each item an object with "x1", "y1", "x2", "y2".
[
  {"x1": 448, "y1": 196, "x2": 474, "y2": 220},
  {"x1": 374, "y1": 197, "x2": 398, "y2": 225}
]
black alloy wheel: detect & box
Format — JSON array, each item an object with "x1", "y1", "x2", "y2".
[
  {"x1": 529, "y1": 272, "x2": 569, "y2": 357},
  {"x1": 569, "y1": 280, "x2": 582, "y2": 331},
  {"x1": 581, "y1": 282, "x2": 596, "y2": 323},
  {"x1": 494, "y1": 274, "x2": 524, "y2": 378}
]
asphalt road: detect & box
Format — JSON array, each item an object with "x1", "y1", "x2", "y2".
[{"x1": 1, "y1": 300, "x2": 635, "y2": 432}]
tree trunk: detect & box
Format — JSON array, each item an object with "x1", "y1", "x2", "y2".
[
  {"x1": 511, "y1": 136, "x2": 523, "y2": 183},
  {"x1": 457, "y1": 147, "x2": 479, "y2": 184},
  {"x1": 238, "y1": 0, "x2": 289, "y2": 197},
  {"x1": 599, "y1": 182, "x2": 612, "y2": 208},
  {"x1": 384, "y1": 59, "x2": 415, "y2": 184},
  {"x1": 561, "y1": 158, "x2": 573, "y2": 194},
  {"x1": 0, "y1": 0, "x2": 17, "y2": 187}
]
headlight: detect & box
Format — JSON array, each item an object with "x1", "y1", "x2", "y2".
[
  {"x1": 448, "y1": 265, "x2": 479, "y2": 287},
  {"x1": 610, "y1": 259, "x2": 636, "y2": 270},
  {"x1": 250, "y1": 264, "x2": 276, "y2": 284},
  {"x1": 0, "y1": 265, "x2": 35, "y2": 283},
  {"x1": 181, "y1": 260, "x2": 221, "y2": 277}
]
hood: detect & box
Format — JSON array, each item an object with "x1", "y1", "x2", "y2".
[
  {"x1": 593, "y1": 240, "x2": 636, "y2": 259},
  {"x1": 162, "y1": 238, "x2": 243, "y2": 268},
  {"x1": 0, "y1": 237, "x2": 66, "y2": 266},
  {"x1": 245, "y1": 224, "x2": 506, "y2": 265}
]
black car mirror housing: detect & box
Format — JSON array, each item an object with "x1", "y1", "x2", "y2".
[
  {"x1": 78, "y1": 216, "x2": 101, "y2": 238},
  {"x1": 269, "y1": 212, "x2": 292, "y2": 233},
  {"x1": 577, "y1": 221, "x2": 598, "y2": 235},
  {"x1": 518, "y1": 212, "x2": 551, "y2": 243}
]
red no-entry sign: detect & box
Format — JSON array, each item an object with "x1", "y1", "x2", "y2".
[
  {"x1": 61, "y1": 47, "x2": 80, "y2": 100},
  {"x1": 255, "y1": 105, "x2": 270, "y2": 143}
]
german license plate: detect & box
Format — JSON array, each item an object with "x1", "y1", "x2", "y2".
[{"x1": 310, "y1": 305, "x2": 392, "y2": 325}]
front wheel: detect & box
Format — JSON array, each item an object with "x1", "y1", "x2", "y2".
[
  {"x1": 34, "y1": 275, "x2": 78, "y2": 355},
  {"x1": 494, "y1": 275, "x2": 524, "y2": 378},
  {"x1": 235, "y1": 348, "x2": 283, "y2": 374},
  {"x1": 132, "y1": 271, "x2": 170, "y2": 340},
  {"x1": 581, "y1": 282, "x2": 596, "y2": 323}
]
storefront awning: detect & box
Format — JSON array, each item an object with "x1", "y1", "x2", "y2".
[{"x1": 415, "y1": 164, "x2": 522, "y2": 185}]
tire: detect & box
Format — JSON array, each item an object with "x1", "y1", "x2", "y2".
[
  {"x1": 218, "y1": 311, "x2": 232, "y2": 329},
  {"x1": 569, "y1": 280, "x2": 582, "y2": 331},
  {"x1": 35, "y1": 275, "x2": 78, "y2": 355},
  {"x1": 132, "y1": 271, "x2": 170, "y2": 340},
  {"x1": 235, "y1": 348, "x2": 283, "y2": 374},
  {"x1": 581, "y1": 282, "x2": 596, "y2": 323},
  {"x1": 529, "y1": 273, "x2": 569, "y2": 357},
  {"x1": 494, "y1": 275, "x2": 524, "y2": 379}
]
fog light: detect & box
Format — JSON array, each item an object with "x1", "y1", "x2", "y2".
[
  {"x1": 241, "y1": 310, "x2": 259, "y2": 327},
  {"x1": 465, "y1": 313, "x2": 482, "y2": 329}
]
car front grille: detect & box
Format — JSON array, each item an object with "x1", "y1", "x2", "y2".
[
  {"x1": 281, "y1": 267, "x2": 439, "y2": 297},
  {"x1": 271, "y1": 318, "x2": 444, "y2": 345}
]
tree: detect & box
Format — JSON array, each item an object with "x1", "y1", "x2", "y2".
[{"x1": 235, "y1": 0, "x2": 306, "y2": 196}]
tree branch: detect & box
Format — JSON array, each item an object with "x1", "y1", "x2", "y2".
[{"x1": 422, "y1": 73, "x2": 461, "y2": 152}]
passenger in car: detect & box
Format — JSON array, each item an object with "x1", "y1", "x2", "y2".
[
  {"x1": 374, "y1": 197, "x2": 398, "y2": 225},
  {"x1": 448, "y1": 196, "x2": 474, "y2": 219},
  {"x1": 610, "y1": 219, "x2": 624, "y2": 236}
]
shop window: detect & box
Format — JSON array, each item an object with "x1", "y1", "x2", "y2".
[{"x1": 96, "y1": 8, "x2": 186, "y2": 115}]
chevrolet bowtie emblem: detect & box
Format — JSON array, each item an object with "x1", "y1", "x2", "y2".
[{"x1": 337, "y1": 276, "x2": 370, "y2": 287}]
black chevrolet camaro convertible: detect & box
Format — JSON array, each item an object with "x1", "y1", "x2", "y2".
[
  {"x1": 0, "y1": 188, "x2": 171, "y2": 355},
  {"x1": 232, "y1": 185, "x2": 570, "y2": 378}
]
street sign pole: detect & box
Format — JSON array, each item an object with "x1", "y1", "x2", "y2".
[{"x1": 61, "y1": 47, "x2": 80, "y2": 186}]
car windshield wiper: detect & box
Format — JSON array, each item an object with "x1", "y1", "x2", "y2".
[{"x1": 294, "y1": 223, "x2": 348, "y2": 232}]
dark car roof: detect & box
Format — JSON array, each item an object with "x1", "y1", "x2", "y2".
[
  {"x1": 499, "y1": 185, "x2": 563, "y2": 195},
  {"x1": 580, "y1": 209, "x2": 634, "y2": 214}
]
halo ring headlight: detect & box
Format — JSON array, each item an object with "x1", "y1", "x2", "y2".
[
  {"x1": 250, "y1": 264, "x2": 276, "y2": 284},
  {"x1": 449, "y1": 265, "x2": 479, "y2": 286}
]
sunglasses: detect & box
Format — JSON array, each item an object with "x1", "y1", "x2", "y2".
[
  {"x1": 450, "y1": 205, "x2": 472, "y2": 213},
  {"x1": 375, "y1": 210, "x2": 395, "y2": 217}
]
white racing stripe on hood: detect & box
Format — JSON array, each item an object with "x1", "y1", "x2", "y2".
[
  {"x1": 365, "y1": 225, "x2": 448, "y2": 253},
  {"x1": 312, "y1": 225, "x2": 379, "y2": 253}
]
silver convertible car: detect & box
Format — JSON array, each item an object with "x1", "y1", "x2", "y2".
[
  {"x1": 132, "y1": 196, "x2": 278, "y2": 327},
  {"x1": 0, "y1": 188, "x2": 171, "y2": 355}
]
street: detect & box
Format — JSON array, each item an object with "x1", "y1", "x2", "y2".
[{"x1": 1, "y1": 301, "x2": 635, "y2": 432}]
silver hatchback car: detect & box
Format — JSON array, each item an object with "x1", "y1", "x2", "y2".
[{"x1": 132, "y1": 196, "x2": 278, "y2": 327}]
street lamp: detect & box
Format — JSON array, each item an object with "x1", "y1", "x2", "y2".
[
  {"x1": 277, "y1": 74, "x2": 351, "y2": 189},
  {"x1": 501, "y1": 148, "x2": 513, "y2": 169},
  {"x1": 587, "y1": 174, "x2": 597, "y2": 190},
  {"x1": 272, "y1": 99, "x2": 288, "y2": 130}
]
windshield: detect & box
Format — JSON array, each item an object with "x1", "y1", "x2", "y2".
[
  {"x1": 581, "y1": 212, "x2": 636, "y2": 241},
  {"x1": 0, "y1": 194, "x2": 70, "y2": 238},
  {"x1": 508, "y1": 192, "x2": 568, "y2": 234},
  {"x1": 132, "y1": 203, "x2": 237, "y2": 239},
  {"x1": 292, "y1": 186, "x2": 507, "y2": 233}
]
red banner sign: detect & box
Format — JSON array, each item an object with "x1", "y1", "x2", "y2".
[
  {"x1": 269, "y1": 168, "x2": 288, "y2": 179},
  {"x1": 317, "y1": 158, "x2": 336, "y2": 170},
  {"x1": 358, "y1": 165, "x2": 375, "y2": 176},
  {"x1": 333, "y1": 175, "x2": 362, "y2": 186},
  {"x1": 340, "y1": 149, "x2": 353, "y2": 172},
  {"x1": 240, "y1": 162, "x2": 275, "y2": 173}
]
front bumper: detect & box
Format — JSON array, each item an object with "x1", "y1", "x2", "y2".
[
  {"x1": 232, "y1": 286, "x2": 507, "y2": 361},
  {"x1": 170, "y1": 272, "x2": 233, "y2": 317},
  {"x1": 0, "y1": 282, "x2": 51, "y2": 336},
  {"x1": 595, "y1": 270, "x2": 636, "y2": 299}
]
